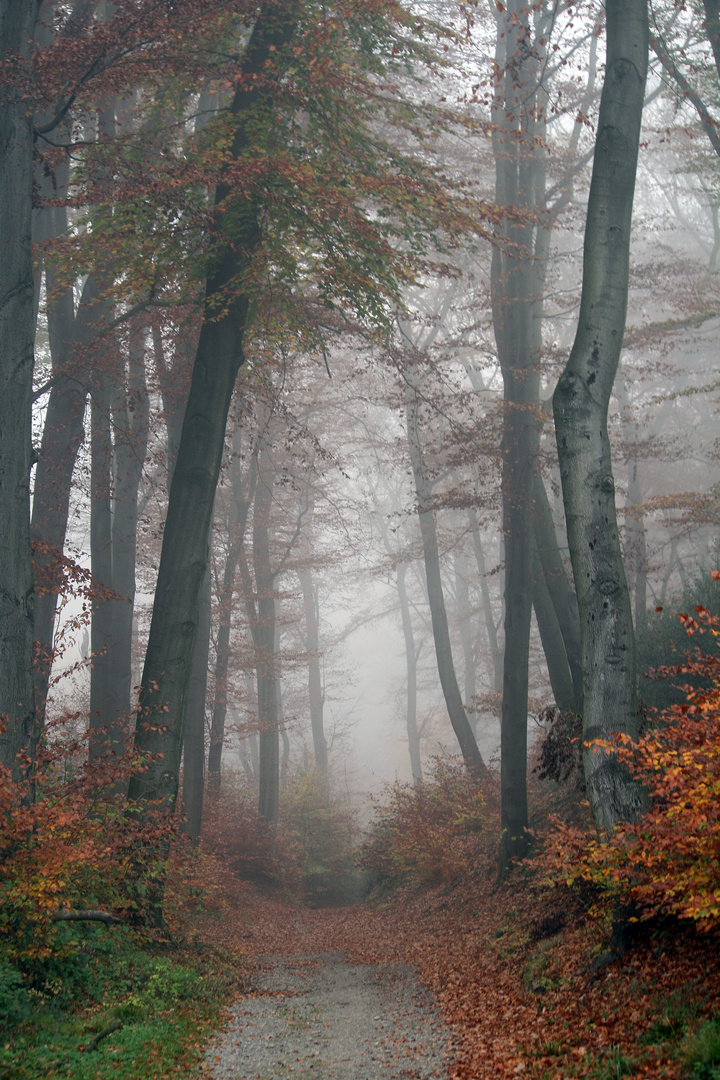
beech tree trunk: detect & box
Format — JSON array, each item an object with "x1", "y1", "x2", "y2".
[
  {"x1": 553, "y1": 0, "x2": 648, "y2": 831},
  {"x1": 627, "y1": 457, "x2": 647, "y2": 634},
  {"x1": 405, "y1": 369, "x2": 484, "y2": 772},
  {"x1": 89, "y1": 356, "x2": 118, "y2": 761},
  {"x1": 181, "y1": 565, "x2": 210, "y2": 843},
  {"x1": 532, "y1": 475, "x2": 583, "y2": 712},
  {"x1": 396, "y1": 562, "x2": 422, "y2": 783},
  {"x1": 252, "y1": 451, "x2": 279, "y2": 823},
  {"x1": 31, "y1": 269, "x2": 90, "y2": 729},
  {"x1": 109, "y1": 321, "x2": 149, "y2": 729},
  {"x1": 128, "y1": 5, "x2": 296, "y2": 816},
  {"x1": 298, "y1": 567, "x2": 327, "y2": 772},
  {"x1": 491, "y1": 0, "x2": 543, "y2": 865},
  {"x1": 454, "y1": 552, "x2": 477, "y2": 731},
  {"x1": 532, "y1": 543, "x2": 575, "y2": 713},
  {"x1": 466, "y1": 505, "x2": 503, "y2": 694},
  {"x1": 0, "y1": 1, "x2": 42, "y2": 779},
  {"x1": 208, "y1": 428, "x2": 256, "y2": 792}
]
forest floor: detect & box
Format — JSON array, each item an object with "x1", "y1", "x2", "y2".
[{"x1": 192, "y1": 868, "x2": 720, "y2": 1080}]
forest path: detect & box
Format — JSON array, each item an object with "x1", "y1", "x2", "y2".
[{"x1": 202, "y1": 951, "x2": 452, "y2": 1080}]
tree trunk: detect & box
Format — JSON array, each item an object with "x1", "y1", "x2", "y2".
[
  {"x1": 553, "y1": 0, "x2": 648, "y2": 831},
  {"x1": 208, "y1": 427, "x2": 256, "y2": 792},
  {"x1": 110, "y1": 320, "x2": 149, "y2": 730},
  {"x1": 532, "y1": 474, "x2": 583, "y2": 712},
  {"x1": 627, "y1": 457, "x2": 647, "y2": 635},
  {"x1": 181, "y1": 565, "x2": 210, "y2": 843},
  {"x1": 0, "y1": 1, "x2": 42, "y2": 780},
  {"x1": 298, "y1": 567, "x2": 327, "y2": 772},
  {"x1": 405, "y1": 370, "x2": 484, "y2": 772},
  {"x1": 491, "y1": 0, "x2": 542, "y2": 865},
  {"x1": 465, "y1": 506, "x2": 503, "y2": 694},
  {"x1": 532, "y1": 542, "x2": 576, "y2": 712},
  {"x1": 253, "y1": 450, "x2": 279, "y2": 824},
  {"x1": 89, "y1": 356, "x2": 118, "y2": 762},
  {"x1": 396, "y1": 562, "x2": 422, "y2": 783},
  {"x1": 454, "y1": 551, "x2": 477, "y2": 731},
  {"x1": 276, "y1": 619, "x2": 289, "y2": 789},
  {"x1": 31, "y1": 269, "x2": 89, "y2": 729},
  {"x1": 128, "y1": 5, "x2": 297, "y2": 817}
]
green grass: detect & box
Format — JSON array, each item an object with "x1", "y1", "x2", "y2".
[
  {"x1": 0, "y1": 924, "x2": 243, "y2": 1080},
  {"x1": 641, "y1": 987, "x2": 702, "y2": 1047},
  {"x1": 682, "y1": 1015, "x2": 720, "y2": 1080}
]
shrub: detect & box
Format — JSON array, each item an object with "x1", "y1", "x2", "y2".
[
  {"x1": 359, "y1": 758, "x2": 492, "y2": 891},
  {"x1": 200, "y1": 769, "x2": 362, "y2": 906},
  {"x1": 636, "y1": 567, "x2": 720, "y2": 712},
  {"x1": 0, "y1": 958, "x2": 29, "y2": 1029},
  {"x1": 280, "y1": 768, "x2": 362, "y2": 906},
  {"x1": 545, "y1": 601, "x2": 720, "y2": 928},
  {"x1": 0, "y1": 735, "x2": 176, "y2": 972}
]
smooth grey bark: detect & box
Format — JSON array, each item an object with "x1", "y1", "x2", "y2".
[
  {"x1": 181, "y1": 565, "x2": 210, "y2": 844},
  {"x1": 208, "y1": 428, "x2": 256, "y2": 792},
  {"x1": 553, "y1": 0, "x2": 648, "y2": 831},
  {"x1": 532, "y1": 542, "x2": 575, "y2": 713},
  {"x1": 626, "y1": 456, "x2": 647, "y2": 634},
  {"x1": 298, "y1": 566, "x2": 327, "y2": 773},
  {"x1": 404, "y1": 368, "x2": 484, "y2": 772},
  {"x1": 491, "y1": 0, "x2": 544, "y2": 864},
  {"x1": 237, "y1": 442, "x2": 282, "y2": 822},
  {"x1": 532, "y1": 474, "x2": 583, "y2": 712},
  {"x1": 465, "y1": 505, "x2": 503, "y2": 695},
  {"x1": 617, "y1": 379, "x2": 647, "y2": 637},
  {"x1": 31, "y1": 268, "x2": 89, "y2": 728},
  {"x1": 128, "y1": 5, "x2": 297, "y2": 815},
  {"x1": 110, "y1": 320, "x2": 150, "y2": 726},
  {"x1": 89, "y1": 342, "x2": 117, "y2": 761},
  {"x1": 0, "y1": 1, "x2": 43, "y2": 779},
  {"x1": 396, "y1": 562, "x2": 422, "y2": 783},
  {"x1": 251, "y1": 450, "x2": 279, "y2": 823},
  {"x1": 454, "y1": 551, "x2": 477, "y2": 731},
  {"x1": 276, "y1": 619, "x2": 289, "y2": 790}
]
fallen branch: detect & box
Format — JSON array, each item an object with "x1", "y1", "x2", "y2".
[
  {"x1": 83, "y1": 1020, "x2": 123, "y2": 1053},
  {"x1": 51, "y1": 909, "x2": 122, "y2": 925}
]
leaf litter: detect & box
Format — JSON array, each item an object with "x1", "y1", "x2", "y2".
[{"x1": 194, "y1": 867, "x2": 720, "y2": 1080}]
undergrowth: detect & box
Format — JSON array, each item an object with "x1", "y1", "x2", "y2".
[
  {"x1": 200, "y1": 766, "x2": 364, "y2": 907},
  {"x1": 0, "y1": 922, "x2": 243, "y2": 1080}
]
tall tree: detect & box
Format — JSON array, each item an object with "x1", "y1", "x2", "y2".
[
  {"x1": 404, "y1": 359, "x2": 484, "y2": 772},
  {"x1": 127, "y1": 0, "x2": 494, "y2": 825},
  {"x1": 553, "y1": 0, "x2": 649, "y2": 830},
  {"x1": 0, "y1": 1, "x2": 42, "y2": 779}
]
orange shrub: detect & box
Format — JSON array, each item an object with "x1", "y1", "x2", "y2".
[
  {"x1": 0, "y1": 730, "x2": 176, "y2": 966},
  {"x1": 545, "y1": 604, "x2": 720, "y2": 928},
  {"x1": 360, "y1": 759, "x2": 494, "y2": 890}
]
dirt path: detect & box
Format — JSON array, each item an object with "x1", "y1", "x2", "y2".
[{"x1": 203, "y1": 952, "x2": 453, "y2": 1080}]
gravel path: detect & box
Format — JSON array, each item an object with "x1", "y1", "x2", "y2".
[{"x1": 203, "y1": 952, "x2": 453, "y2": 1080}]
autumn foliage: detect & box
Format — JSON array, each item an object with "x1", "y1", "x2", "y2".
[
  {"x1": 0, "y1": 737, "x2": 176, "y2": 969},
  {"x1": 199, "y1": 768, "x2": 360, "y2": 906},
  {"x1": 360, "y1": 760, "x2": 496, "y2": 890},
  {"x1": 545, "y1": 602, "x2": 720, "y2": 927}
]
